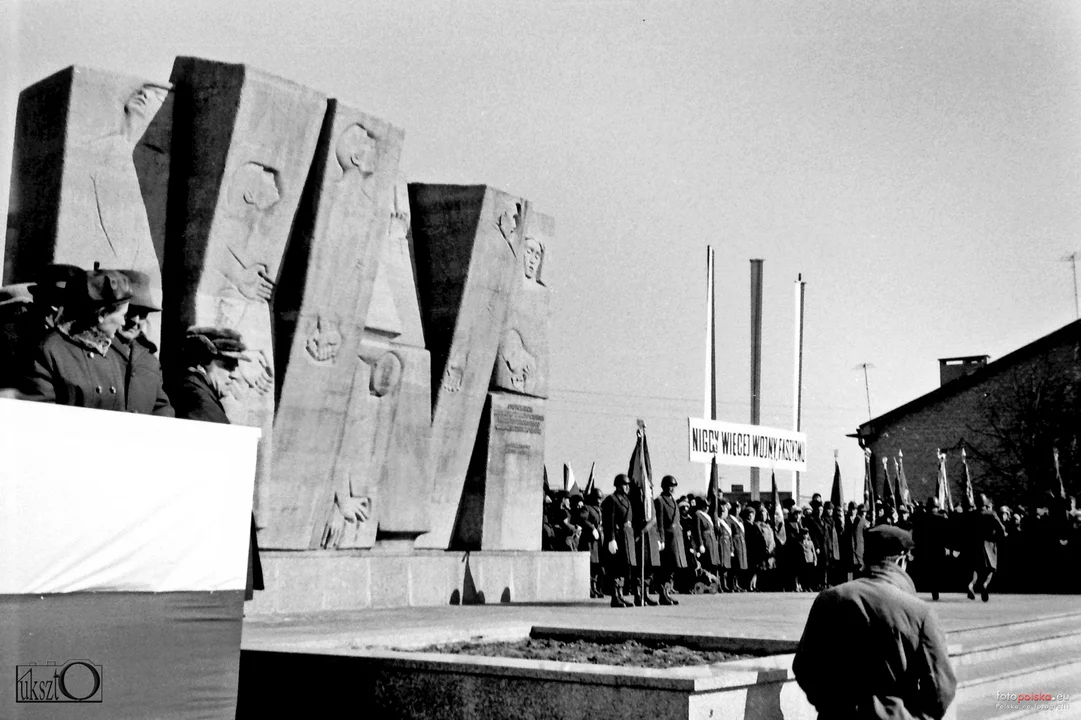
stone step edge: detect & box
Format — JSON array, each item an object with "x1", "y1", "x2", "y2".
[{"x1": 947, "y1": 607, "x2": 1081, "y2": 637}]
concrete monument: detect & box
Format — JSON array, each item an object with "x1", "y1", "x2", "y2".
[
  {"x1": 6, "y1": 66, "x2": 172, "y2": 346},
  {"x1": 164, "y1": 57, "x2": 326, "y2": 529}
]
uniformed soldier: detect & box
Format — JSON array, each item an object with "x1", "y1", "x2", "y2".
[
  {"x1": 601, "y1": 474, "x2": 636, "y2": 608},
  {"x1": 654, "y1": 475, "x2": 686, "y2": 605}
]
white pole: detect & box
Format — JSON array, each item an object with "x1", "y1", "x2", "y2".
[
  {"x1": 704, "y1": 246, "x2": 716, "y2": 485},
  {"x1": 792, "y1": 274, "x2": 805, "y2": 504}
]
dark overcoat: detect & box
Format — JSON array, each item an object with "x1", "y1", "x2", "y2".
[
  {"x1": 969, "y1": 509, "x2": 1007, "y2": 572},
  {"x1": 116, "y1": 336, "x2": 173, "y2": 416},
  {"x1": 23, "y1": 329, "x2": 127, "y2": 410},
  {"x1": 714, "y1": 514, "x2": 733, "y2": 569},
  {"x1": 823, "y1": 515, "x2": 842, "y2": 563},
  {"x1": 751, "y1": 520, "x2": 777, "y2": 571},
  {"x1": 793, "y1": 563, "x2": 956, "y2": 719},
  {"x1": 601, "y1": 491, "x2": 636, "y2": 569},
  {"x1": 630, "y1": 485, "x2": 662, "y2": 567},
  {"x1": 575, "y1": 503, "x2": 601, "y2": 563},
  {"x1": 693, "y1": 510, "x2": 721, "y2": 566},
  {"x1": 842, "y1": 515, "x2": 868, "y2": 570},
  {"x1": 728, "y1": 516, "x2": 748, "y2": 570},
  {"x1": 172, "y1": 370, "x2": 262, "y2": 598},
  {"x1": 654, "y1": 494, "x2": 688, "y2": 569}
]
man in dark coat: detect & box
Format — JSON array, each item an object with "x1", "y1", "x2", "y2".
[
  {"x1": 170, "y1": 327, "x2": 263, "y2": 600},
  {"x1": 824, "y1": 502, "x2": 843, "y2": 587},
  {"x1": 841, "y1": 502, "x2": 868, "y2": 582},
  {"x1": 653, "y1": 475, "x2": 686, "y2": 605},
  {"x1": 115, "y1": 270, "x2": 172, "y2": 416},
  {"x1": 913, "y1": 497, "x2": 951, "y2": 601},
  {"x1": 794, "y1": 526, "x2": 956, "y2": 720},
  {"x1": 579, "y1": 490, "x2": 604, "y2": 597},
  {"x1": 805, "y1": 499, "x2": 827, "y2": 591},
  {"x1": 601, "y1": 474, "x2": 636, "y2": 608},
  {"x1": 965, "y1": 494, "x2": 1007, "y2": 602}
]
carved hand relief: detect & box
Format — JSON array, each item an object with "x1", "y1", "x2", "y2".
[
  {"x1": 219, "y1": 162, "x2": 281, "y2": 315},
  {"x1": 233, "y1": 349, "x2": 275, "y2": 397},
  {"x1": 305, "y1": 314, "x2": 343, "y2": 363},
  {"x1": 496, "y1": 200, "x2": 522, "y2": 254},
  {"x1": 320, "y1": 493, "x2": 373, "y2": 549},
  {"x1": 442, "y1": 349, "x2": 469, "y2": 393},
  {"x1": 498, "y1": 329, "x2": 537, "y2": 393}
]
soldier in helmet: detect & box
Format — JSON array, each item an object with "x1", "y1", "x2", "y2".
[
  {"x1": 601, "y1": 474, "x2": 636, "y2": 608},
  {"x1": 654, "y1": 475, "x2": 686, "y2": 605}
]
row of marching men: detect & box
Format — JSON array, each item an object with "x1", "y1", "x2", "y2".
[{"x1": 0, "y1": 265, "x2": 264, "y2": 599}]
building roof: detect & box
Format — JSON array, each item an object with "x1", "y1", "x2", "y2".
[{"x1": 852, "y1": 318, "x2": 1081, "y2": 443}]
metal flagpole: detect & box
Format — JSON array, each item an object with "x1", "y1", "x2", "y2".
[
  {"x1": 793, "y1": 274, "x2": 806, "y2": 503},
  {"x1": 750, "y1": 259, "x2": 764, "y2": 500}
]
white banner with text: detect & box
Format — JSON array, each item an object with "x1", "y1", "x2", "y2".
[{"x1": 688, "y1": 417, "x2": 807, "y2": 471}]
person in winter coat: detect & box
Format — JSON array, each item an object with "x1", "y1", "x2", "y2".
[
  {"x1": 21, "y1": 269, "x2": 133, "y2": 411},
  {"x1": 114, "y1": 270, "x2": 172, "y2": 416},
  {"x1": 601, "y1": 474, "x2": 636, "y2": 608},
  {"x1": 714, "y1": 501, "x2": 734, "y2": 592},
  {"x1": 573, "y1": 494, "x2": 602, "y2": 597},
  {"x1": 728, "y1": 503, "x2": 749, "y2": 591},
  {"x1": 965, "y1": 494, "x2": 1008, "y2": 602},
  {"x1": 653, "y1": 475, "x2": 686, "y2": 604},
  {"x1": 692, "y1": 496, "x2": 721, "y2": 573},
  {"x1": 583, "y1": 488, "x2": 605, "y2": 597},
  {"x1": 170, "y1": 327, "x2": 263, "y2": 601},
  {"x1": 794, "y1": 526, "x2": 956, "y2": 720}
]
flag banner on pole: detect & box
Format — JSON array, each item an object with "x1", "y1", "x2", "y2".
[
  {"x1": 896, "y1": 450, "x2": 912, "y2": 507},
  {"x1": 830, "y1": 458, "x2": 844, "y2": 508},
  {"x1": 708, "y1": 455, "x2": 721, "y2": 519},
  {"x1": 584, "y1": 462, "x2": 596, "y2": 496},
  {"x1": 628, "y1": 421, "x2": 655, "y2": 527},
  {"x1": 863, "y1": 448, "x2": 876, "y2": 510},
  {"x1": 936, "y1": 450, "x2": 952, "y2": 510},
  {"x1": 881, "y1": 457, "x2": 895, "y2": 507},
  {"x1": 770, "y1": 470, "x2": 783, "y2": 526},
  {"x1": 564, "y1": 463, "x2": 582, "y2": 496},
  {"x1": 960, "y1": 448, "x2": 976, "y2": 510}
]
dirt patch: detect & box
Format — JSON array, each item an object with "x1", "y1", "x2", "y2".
[{"x1": 418, "y1": 637, "x2": 753, "y2": 669}]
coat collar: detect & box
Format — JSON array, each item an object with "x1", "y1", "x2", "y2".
[
  {"x1": 60, "y1": 324, "x2": 113, "y2": 355},
  {"x1": 864, "y1": 561, "x2": 917, "y2": 596}
]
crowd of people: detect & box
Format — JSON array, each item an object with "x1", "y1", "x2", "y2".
[
  {"x1": 0, "y1": 264, "x2": 264, "y2": 599},
  {"x1": 542, "y1": 474, "x2": 1081, "y2": 606}
]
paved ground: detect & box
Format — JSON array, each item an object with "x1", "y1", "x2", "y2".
[{"x1": 242, "y1": 591, "x2": 1081, "y2": 652}]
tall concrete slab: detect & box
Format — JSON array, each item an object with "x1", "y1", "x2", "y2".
[
  {"x1": 164, "y1": 57, "x2": 325, "y2": 530},
  {"x1": 6, "y1": 66, "x2": 173, "y2": 346},
  {"x1": 266, "y1": 101, "x2": 405, "y2": 548}
]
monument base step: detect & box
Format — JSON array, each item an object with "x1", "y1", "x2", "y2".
[{"x1": 244, "y1": 550, "x2": 590, "y2": 614}]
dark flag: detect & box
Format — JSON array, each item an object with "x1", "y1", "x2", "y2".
[
  {"x1": 583, "y1": 462, "x2": 596, "y2": 496},
  {"x1": 628, "y1": 422, "x2": 655, "y2": 528},
  {"x1": 960, "y1": 448, "x2": 975, "y2": 510},
  {"x1": 543, "y1": 465, "x2": 551, "y2": 496},
  {"x1": 863, "y1": 448, "x2": 876, "y2": 510},
  {"x1": 707, "y1": 455, "x2": 721, "y2": 519},
  {"x1": 881, "y1": 457, "x2": 895, "y2": 508},
  {"x1": 830, "y1": 452, "x2": 844, "y2": 508},
  {"x1": 896, "y1": 450, "x2": 912, "y2": 507},
  {"x1": 770, "y1": 470, "x2": 785, "y2": 542}
]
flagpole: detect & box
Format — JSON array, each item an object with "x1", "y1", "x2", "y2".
[
  {"x1": 793, "y1": 274, "x2": 806, "y2": 504},
  {"x1": 704, "y1": 246, "x2": 717, "y2": 486},
  {"x1": 750, "y1": 259, "x2": 764, "y2": 500}
]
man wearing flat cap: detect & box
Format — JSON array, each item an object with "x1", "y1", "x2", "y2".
[
  {"x1": 21, "y1": 268, "x2": 134, "y2": 411},
  {"x1": 601, "y1": 474, "x2": 636, "y2": 608},
  {"x1": 794, "y1": 525, "x2": 956, "y2": 720},
  {"x1": 654, "y1": 475, "x2": 686, "y2": 605},
  {"x1": 113, "y1": 269, "x2": 173, "y2": 416}
]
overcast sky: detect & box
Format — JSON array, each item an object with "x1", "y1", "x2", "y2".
[{"x1": 4, "y1": 1, "x2": 1081, "y2": 502}]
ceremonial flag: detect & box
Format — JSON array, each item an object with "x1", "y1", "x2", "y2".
[
  {"x1": 896, "y1": 450, "x2": 912, "y2": 507},
  {"x1": 771, "y1": 469, "x2": 782, "y2": 523},
  {"x1": 881, "y1": 457, "x2": 895, "y2": 507},
  {"x1": 1054, "y1": 447, "x2": 1066, "y2": 500},
  {"x1": 707, "y1": 455, "x2": 721, "y2": 519},
  {"x1": 863, "y1": 448, "x2": 876, "y2": 510},
  {"x1": 628, "y1": 420, "x2": 654, "y2": 525},
  {"x1": 935, "y1": 450, "x2": 952, "y2": 510},
  {"x1": 564, "y1": 463, "x2": 582, "y2": 496},
  {"x1": 583, "y1": 462, "x2": 596, "y2": 496},
  {"x1": 830, "y1": 452, "x2": 844, "y2": 508},
  {"x1": 960, "y1": 448, "x2": 975, "y2": 510}
]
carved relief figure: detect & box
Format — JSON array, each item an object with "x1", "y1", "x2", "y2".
[
  {"x1": 303, "y1": 123, "x2": 381, "y2": 365},
  {"x1": 319, "y1": 345, "x2": 403, "y2": 549},
  {"x1": 496, "y1": 234, "x2": 548, "y2": 395},
  {"x1": 496, "y1": 199, "x2": 522, "y2": 254}
]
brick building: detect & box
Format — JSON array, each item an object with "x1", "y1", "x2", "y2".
[{"x1": 850, "y1": 320, "x2": 1081, "y2": 508}]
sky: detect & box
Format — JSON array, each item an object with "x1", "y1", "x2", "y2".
[{"x1": 4, "y1": 1, "x2": 1081, "y2": 503}]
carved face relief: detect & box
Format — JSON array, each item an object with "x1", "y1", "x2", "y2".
[
  {"x1": 228, "y1": 163, "x2": 281, "y2": 215},
  {"x1": 523, "y1": 236, "x2": 544, "y2": 283},
  {"x1": 336, "y1": 124, "x2": 377, "y2": 175},
  {"x1": 124, "y1": 84, "x2": 170, "y2": 123}
]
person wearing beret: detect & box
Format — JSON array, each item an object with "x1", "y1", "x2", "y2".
[
  {"x1": 601, "y1": 474, "x2": 636, "y2": 608},
  {"x1": 20, "y1": 269, "x2": 133, "y2": 411},
  {"x1": 114, "y1": 269, "x2": 173, "y2": 417},
  {"x1": 170, "y1": 327, "x2": 263, "y2": 600},
  {"x1": 794, "y1": 526, "x2": 956, "y2": 720}
]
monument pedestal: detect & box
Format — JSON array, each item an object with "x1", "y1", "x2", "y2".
[{"x1": 244, "y1": 550, "x2": 589, "y2": 614}]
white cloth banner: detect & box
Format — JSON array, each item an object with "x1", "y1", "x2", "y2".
[
  {"x1": 0, "y1": 399, "x2": 259, "y2": 593},
  {"x1": 688, "y1": 417, "x2": 807, "y2": 472}
]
